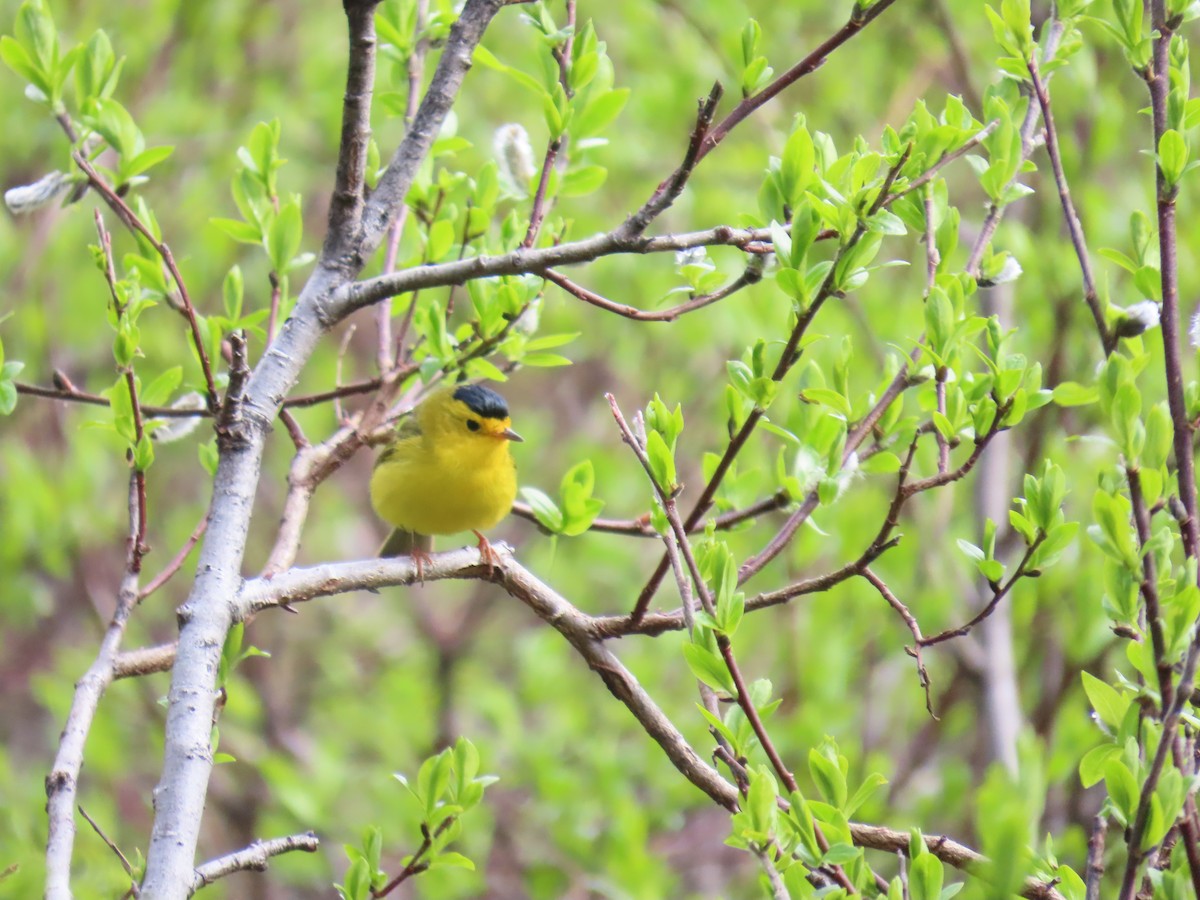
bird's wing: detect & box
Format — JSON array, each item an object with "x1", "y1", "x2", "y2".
[{"x1": 374, "y1": 414, "x2": 423, "y2": 469}]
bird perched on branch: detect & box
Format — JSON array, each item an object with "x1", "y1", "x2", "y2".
[{"x1": 371, "y1": 383, "x2": 522, "y2": 578}]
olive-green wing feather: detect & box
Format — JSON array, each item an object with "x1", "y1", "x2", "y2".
[
  {"x1": 378, "y1": 528, "x2": 433, "y2": 558},
  {"x1": 374, "y1": 414, "x2": 423, "y2": 468}
]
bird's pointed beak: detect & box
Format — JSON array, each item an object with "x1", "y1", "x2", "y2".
[{"x1": 502, "y1": 427, "x2": 523, "y2": 442}]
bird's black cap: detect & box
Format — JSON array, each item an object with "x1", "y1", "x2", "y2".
[{"x1": 454, "y1": 383, "x2": 509, "y2": 419}]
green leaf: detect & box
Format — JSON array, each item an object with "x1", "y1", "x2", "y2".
[
  {"x1": 682, "y1": 642, "x2": 734, "y2": 694},
  {"x1": 266, "y1": 198, "x2": 303, "y2": 273},
  {"x1": 909, "y1": 853, "x2": 944, "y2": 900},
  {"x1": 519, "y1": 486, "x2": 563, "y2": 532},
  {"x1": 780, "y1": 121, "x2": 816, "y2": 205},
  {"x1": 121, "y1": 145, "x2": 174, "y2": 180},
  {"x1": 429, "y1": 851, "x2": 475, "y2": 871},
  {"x1": 1052, "y1": 381, "x2": 1097, "y2": 407},
  {"x1": 1104, "y1": 758, "x2": 1139, "y2": 824},
  {"x1": 1158, "y1": 129, "x2": 1188, "y2": 188},
  {"x1": 1081, "y1": 671, "x2": 1127, "y2": 729},
  {"x1": 560, "y1": 164, "x2": 607, "y2": 197},
  {"x1": 211, "y1": 217, "x2": 262, "y2": 245},
  {"x1": 1079, "y1": 743, "x2": 1122, "y2": 788},
  {"x1": 844, "y1": 772, "x2": 887, "y2": 817},
  {"x1": 800, "y1": 387, "x2": 851, "y2": 417},
  {"x1": 521, "y1": 353, "x2": 572, "y2": 367},
  {"x1": 807, "y1": 749, "x2": 846, "y2": 809},
  {"x1": 574, "y1": 88, "x2": 629, "y2": 138},
  {"x1": 645, "y1": 429, "x2": 676, "y2": 491},
  {"x1": 0, "y1": 35, "x2": 46, "y2": 94},
  {"x1": 140, "y1": 366, "x2": 182, "y2": 407},
  {"x1": 0, "y1": 379, "x2": 17, "y2": 416}
]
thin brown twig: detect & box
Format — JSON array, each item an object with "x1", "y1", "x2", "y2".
[
  {"x1": 71, "y1": 152, "x2": 219, "y2": 413},
  {"x1": 605, "y1": 395, "x2": 859, "y2": 893},
  {"x1": 523, "y1": 139, "x2": 562, "y2": 249},
  {"x1": 695, "y1": 0, "x2": 902, "y2": 166},
  {"x1": 94, "y1": 211, "x2": 149, "y2": 572},
  {"x1": 376, "y1": 0, "x2": 428, "y2": 370},
  {"x1": 862, "y1": 567, "x2": 934, "y2": 717},
  {"x1": 918, "y1": 534, "x2": 1043, "y2": 647},
  {"x1": 77, "y1": 806, "x2": 136, "y2": 881},
  {"x1": 1127, "y1": 465, "x2": 1173, "y2": 711},
  {"x1": 512, "y1": 490, "x2": 789, "y2": 537},
  {"x1": 372, "y1": 818, "x2": 456, "y2": 897},
  {"x1": 521, "y1": 2, "x2": 575, "y2": 248},
  {"x1": 885, "y1": 120, "x2": 999, "y2": 206},
  {"x1": 333, "y1": 323, "x2": 357, "y2": 424},
  {"x1": 1026, "y1": 56, "x2": 1114, "y2": 355},
  {"x1": 631, "y1": 150, "x2": 913, "y2": 616},
  {"x1": 542, "y1": 264, "x2": 761, "y2": 322},
  {"x1": 616, "y1": 81, "x2": 725, "y2": 239},
  {"x1": 138, "y1": 513, "x2": 209, "y2": 601}
]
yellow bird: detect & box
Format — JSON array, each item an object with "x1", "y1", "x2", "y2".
[{"x1": 371, "y1": 383, "x2": 522, "y2": 576}]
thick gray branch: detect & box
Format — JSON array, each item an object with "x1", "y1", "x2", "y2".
[{"x1": 138, "y1": 3, "x2": 506, "y2": 895}]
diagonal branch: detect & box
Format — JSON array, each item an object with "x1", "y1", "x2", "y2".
[
  {"x1": 695, "y1": 0, "x2": 903, "y2": 166},
  {"x1": 232, "y1": 550, "x2": 1063, "y2": 900},
  {"x1": 324, "y1": 0, "x2": 381, "y2": 261},
  {"x1": 45, "y1": 479, "x2": 142, "y2": 900},
  {"x1": 1026, "y1": 56, "x2": 1114, "y2": 355}
]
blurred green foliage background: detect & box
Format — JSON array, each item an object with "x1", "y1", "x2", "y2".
[{"x1": 0, "y1": 0, "x2": 1183, "y2": 896}]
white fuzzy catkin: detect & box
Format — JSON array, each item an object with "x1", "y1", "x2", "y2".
[
  {"x1": 4, "y1": 170, "x2": 69, "y2": 215},
  {"x1": 493, "y1": 123, "x2": 536, "y2": 196}
]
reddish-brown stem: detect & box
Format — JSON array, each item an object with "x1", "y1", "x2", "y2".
[
  {"x1": 696, "y1": 0, "x2": 901, "y2": 165},
  {"x1": 628, "y1": 144, "x2": 909, "y2": 618},
  {"x1": 1119, "y1": 7, "x2": 1200, "y2": 893},
  {"x1": 523, "y1": 139, "x2": 561, "y2": 249},
  {"x1": 138, "y1": 514, "x2": 209, "y2": 601},
  {"x1": 862, "y1": 567, "x2": 933, "y2": 716},
  {"x1": 617, "y1": 81, "x2": 725, "y2": 238},
  {"x1": 607, "y1": 395, "x2": 860, "y2": 892},
  {"x1": 918, "y1": 534, "x2": 1043, "y2": 647},
  {"x1": 95, "y1": 211, "x2": 149, "y2": 571},
  {"x1": 513, "y1": 490, "x2": 790, "y2": 538},
  {"x1": 371, "y1": 818, "x2": 454, "y2": 897},
  {"x1": 1127, "y1": 466, "x2": 1173, "y2": 712},
  {"x1": 542, "y1": 265, "x2": 760, "y2": 322},
  {"x1": 1026, "y1": 57, "x2": 1114, "y2": 355},
  {"x1": 71, "y1": 152, "x2": 220, "y2": 413},
  {"x1": 714, "y1": 634, "x2": 860, "y2": 892}
]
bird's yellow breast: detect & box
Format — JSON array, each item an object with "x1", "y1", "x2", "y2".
[{"x1": 369, "y1": 431, "x2": 518, "y2": 537}]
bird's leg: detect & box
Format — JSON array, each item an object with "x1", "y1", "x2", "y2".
[
  {"x1": 472, "y1": 530, "x2": 501, "y2": 575},
  {"x1": 411, "y1": 547, "x2": 434, "y2": 585}
]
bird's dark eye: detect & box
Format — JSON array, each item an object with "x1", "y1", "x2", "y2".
[{"x1": 466, "y1": 419, "x2": 481, "y2": 432}]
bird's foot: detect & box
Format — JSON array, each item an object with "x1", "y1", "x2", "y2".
[
  {"x1": 472, "y1": 531, "x2": 501, "y2": 576},
  {"x1": 411, "y1": 547, "x2": 434, "y2": 585}
]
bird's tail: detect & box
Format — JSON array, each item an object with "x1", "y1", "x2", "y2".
[{"x1": 378, "y1": 528, "x2": 433, "y2": 558}]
